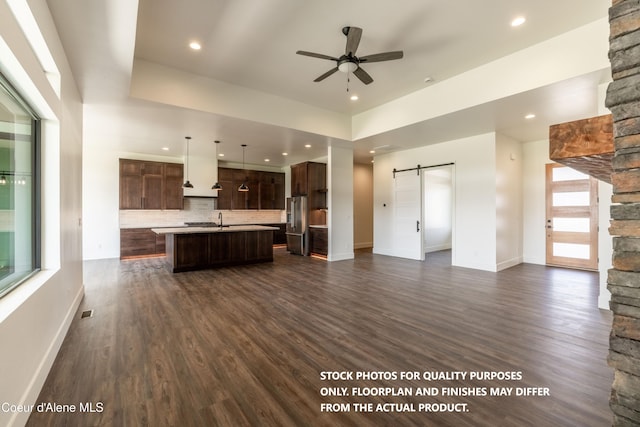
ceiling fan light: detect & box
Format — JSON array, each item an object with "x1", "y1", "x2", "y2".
[{"x1": 338, "y1": 61, "x2": 358, "y2": 73}]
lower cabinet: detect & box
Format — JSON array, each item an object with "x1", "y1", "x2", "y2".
[
  {"x1": 265, "y1": 223, "x2": 286, "y2": 245},
  {"x1": 309, "y1": 227, "x2": 328, "y2": 256},
  {"x1": 165, "y1": 230, "x2": 274, "y2": 272},
  {"x1": 120, "y1": 228, "x2": 166, "y2": 258}
]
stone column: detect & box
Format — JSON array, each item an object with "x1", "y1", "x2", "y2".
[{"x1": 606, "y1": 0, "x2": 640, "y2": 425}]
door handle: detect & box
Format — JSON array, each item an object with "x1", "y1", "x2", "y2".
[{"x1": 417, "y1": 220, "x2": 420, "y2": 232}]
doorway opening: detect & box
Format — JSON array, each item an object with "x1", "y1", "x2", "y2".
[
  {"x1": 545, "y1": 163, "x2": 598, "y2": 270},
  {"x1": 423, "y1": 165, "x2": 454, "y2": 265}
]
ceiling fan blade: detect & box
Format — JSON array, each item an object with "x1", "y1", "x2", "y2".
[
  {"x1": 353, "y1": 67, "x2": 373, "y2": 85},
  {"x1": 345, "y1": 26, "x2": 362, "y2": 55},
  {"x1": 296, "y1": 50, "x2": 338, "y2": 61},
  {"x1": 314, "y1": 67, "x2": 339, "y2": 82},
  {"x1": 359, "y1": 51, "x2": 404, "y2": 63}
]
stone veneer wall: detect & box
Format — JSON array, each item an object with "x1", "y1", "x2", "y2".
[{"x1": 606, "y1": 0, "x2": 640, "y2": 425}]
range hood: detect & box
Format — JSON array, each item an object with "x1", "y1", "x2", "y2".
[{"x1": 182, "y1": 139, "x2": 220, "y2": 198}]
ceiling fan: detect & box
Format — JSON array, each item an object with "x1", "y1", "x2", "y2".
[{"x1": 296, "y1": 26, "x2": 403, "y2": 85}]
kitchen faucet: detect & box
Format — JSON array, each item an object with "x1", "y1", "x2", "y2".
[{"x1": 218, "y1": 212, "x2": 223, "y2": 228}]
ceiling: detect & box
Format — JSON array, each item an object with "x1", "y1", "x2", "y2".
[{"x1": 46, "y1": 0, "x2": 612, "y2": 166}]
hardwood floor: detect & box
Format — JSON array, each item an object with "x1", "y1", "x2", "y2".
[{"x1": 27, "y1": 249, "x2": 613, "y2": 426}]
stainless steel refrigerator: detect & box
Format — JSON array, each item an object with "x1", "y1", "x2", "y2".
[{"x1": 286, "y1": 196, "x2": 309, "y2": 255}]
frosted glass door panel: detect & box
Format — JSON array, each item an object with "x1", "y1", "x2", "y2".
[
  {"x1": 553, "y1": 218, "x2": 590, "y2": 233},
  {"x1": 553, "y1": 243, "x2": 590, "y2": 260},
  {"x1": 552, "y1": 167, "x2": 589, "y2": 181},
  {"x1": 552, "y1": 191, "x2": 590, "y2": 207}
]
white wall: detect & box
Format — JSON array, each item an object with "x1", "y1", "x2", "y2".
[
  {"x1": 495, "y1": 133, "x2": 523, "y2": 270},
  {"x1": 353, "y1": 163, "x2": 373, "y2": 249},
  {"x1": 0, "y1": 1, "x2": 83, "y2": 426},
  {"x1": 522, "y1": 139, "x2": 549, "y2": 265},
  {"x1": 423, "y1": 166, "x2": 452, "y2": 253},
  {"x1": 328, "y1": 143, "x2": 354, "y2": 261},
  {"x1": 374, "y1": 133, "x2": 497, "y2": 271}
]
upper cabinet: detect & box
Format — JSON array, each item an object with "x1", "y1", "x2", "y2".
[
  {"x1": 119, "y1": 159, "x2": 184, "y2": 210},
  {"x1": 216, "y1": 167, "x2": 285, "y2": 210},
  {"x1": 290, "y1": 161, "x2": 327, "y2": 224}
]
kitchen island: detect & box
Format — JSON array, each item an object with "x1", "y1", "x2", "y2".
[{"x1": 152, "y1": 225, "x2": 278, "y2": 272}]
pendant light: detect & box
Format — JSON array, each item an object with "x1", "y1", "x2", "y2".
[
  {"x1": 238, "y1": 144, "x2": 249, "y2": 192},
  {"x1": 183, "y1": 136, "x2": 193, "y2": 188},
  {"x1": 211, "y1": 140, "x2": 222, "y2": 190}
]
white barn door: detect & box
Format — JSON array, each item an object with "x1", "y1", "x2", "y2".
[{"x1": 393, "y1": 170, "x2": 424, "y2": 260}]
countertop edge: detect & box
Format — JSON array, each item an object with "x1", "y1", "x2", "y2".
[{"x1": 152, "y1": 225, "x2": 279, "y2": 234}]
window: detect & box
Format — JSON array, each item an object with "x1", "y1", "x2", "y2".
[{"x1": 0, "y1": 73, "x2": 40, "y2": 298}]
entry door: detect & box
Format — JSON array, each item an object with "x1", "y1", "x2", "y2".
[
  {"x1": 394, "y1": 171, "x2": 424, "y2": 260},
  {"x1": 545, "y1": 163, "x2": 598, "y2": 270}
]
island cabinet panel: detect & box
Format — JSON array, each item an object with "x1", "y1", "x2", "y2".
[
  {"x1": 208, "y1": 233, "x2": 231, "y2": 265},
  {"x1": 256, "y1": 231, "x2": 274, "y2": 260},
  {"x1": 164, "y1": 229, "x2": 274, "y2": 272},
  {"x1": 120, "y1": 228, "x2": 165, "y2": 258},
  {"x1": 174, "y1": 234, "x2": 209, "y2": 269}
]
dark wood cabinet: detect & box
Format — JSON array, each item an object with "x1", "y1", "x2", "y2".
[
  {"x1": 217, "y1": 167, "x2": 285, "y2": 210},
  {"x1": 232, "y1": 169, "x2": 260, "y2": 209},
  {"x1": 266, "y1": 223, "x2": 286, "y2": 244},
  {"x1": 291, "y1": 163, "x2": 308, "y2": 197},
  {"x1": 164, "y1": 163, "x2": 185, "y2": 210},
  {"x1": 216, "y1": 167, "x2": 234, "y2": 210},
  {"x1": 119, "y1": 159, "x2": 183, "y2": 210},
  {"x1": 290, "y1": 161, "x2": 327, "y2": 225},
  {"x1": 119, "y1": 161, "x2": 143, "y2": 209},
  {"x1": 173, "y1": 234, "x2": 208, "y2": 268},
  {"x1": 120, "y1": 228, "x2": 166, "y2": 258},
  {"x1": 208, "y1": 233, "x2": 231, "y2": 265},
  {"x1": 165, "y1": 230, "x2": 274, "y2": 272},
  {"x1": 309, "y1": 227, "x2": 328, "y2": 256}
]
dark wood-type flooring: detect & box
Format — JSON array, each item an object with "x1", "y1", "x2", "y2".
[{"x1": 28, "y1": 249, "x2": 613, "y2": 426}]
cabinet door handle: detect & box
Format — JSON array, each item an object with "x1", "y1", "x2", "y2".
[{"x1": 417, "y1": 220, "x2": 420, "y2": 232}]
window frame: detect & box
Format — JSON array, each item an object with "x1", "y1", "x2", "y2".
[{"x1": 0, "y1": 72, "x2": 41, "y2": 299}]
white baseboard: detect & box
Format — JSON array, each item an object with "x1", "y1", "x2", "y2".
[
  {"x1": 328, "y1": 252, "x2": 355, "y2": 262},
  {"x1": 496, "y1": 256, "x2": 523, "y2": 272},
  {"x1": 425, "y1": 244, "x2": 452, "y2": 253},
  {"x1": 10, "y1": 284, "x2": 84, "y2": 427}
]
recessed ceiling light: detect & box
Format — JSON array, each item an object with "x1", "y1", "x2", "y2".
[
  {"x1": 369, "y1": 150, "x2": 375, "y2": 154},
  {"x1": 305, "y1": 144, "x2": 311, "y2": 148},
  {"x1": 162, "y1": 147, "x2": 169, "y2": 151},
  {"x1": 218, "y1": 153, "x2": 224, "y2": 157},
  {"x1": 350, "y1": 94, "x2": 359, "y2": 101},
  {"x1": 282, "y1": 152, "x2": 288, "y2": 156},
  {"x1": 525, "y1": 113, "x2": 536, "y2": 119},
  {"x1": 264, "y1": 159, "x2": 270, "y2": 162},
  {"x1": 511, "y1": 16, "x2": 526, "y2": 27},
  {"x1": 189, "y1": 41, "x2": 202, "y2": 50}
]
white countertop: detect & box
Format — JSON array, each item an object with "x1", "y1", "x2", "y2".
[{"x1": 152, "y1": 225, "x2": 279, "y2": 234}]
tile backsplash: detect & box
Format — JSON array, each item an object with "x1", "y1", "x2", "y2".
[{"x1": 120, "y1": 198, "x2": 285, "y2": 228}]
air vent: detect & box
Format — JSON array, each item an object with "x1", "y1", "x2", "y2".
[{"x1": 81, "y1": 310, "x2": 93, "y2": 319}]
